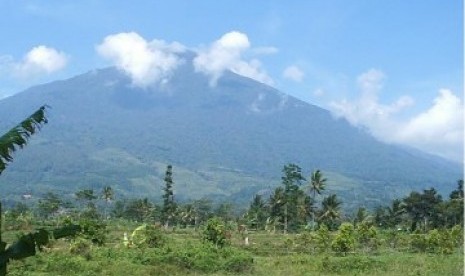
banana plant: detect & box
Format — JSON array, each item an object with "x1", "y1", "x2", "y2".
[{"x1": 0, "y1": 105, "x2": 48, "y2": 275}]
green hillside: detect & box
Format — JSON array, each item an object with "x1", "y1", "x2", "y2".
[{"x1": 0, "y1": 60, "x2": 461, "y2": 208}]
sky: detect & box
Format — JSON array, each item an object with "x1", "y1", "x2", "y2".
[{"x1": 0, "y1": 0, "x2": 463, "y2": 162}]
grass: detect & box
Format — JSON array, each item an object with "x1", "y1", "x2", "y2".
[{"x1": 4, "y1": 224, "x2": 464, "y2": 276}]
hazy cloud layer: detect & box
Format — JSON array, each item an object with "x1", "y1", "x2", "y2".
[
  {"x1": 283, "y1": 65, "x2": 304, "y2": 82},
  {"x1": 330, "y1": 69, "x2": 463, "y2": 162},
  {"x1": 193, "y1": 31, "x2": 274, "y2": 86},
  {"x1": 96, "y1": 32, "x2": 185, "y2": 87}
]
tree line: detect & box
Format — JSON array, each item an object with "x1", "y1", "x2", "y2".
[{"x1": 7, "y1": 163, "x2": 463, "y2": 236}]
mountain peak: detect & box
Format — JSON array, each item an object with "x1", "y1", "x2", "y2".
[{"x1": 0, "y1": 65, "x2": 461, "y2": 207}]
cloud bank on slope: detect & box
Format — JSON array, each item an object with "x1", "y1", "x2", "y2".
[{"x1": 330, "y1": 69, "x2": 463, "y2": 162}]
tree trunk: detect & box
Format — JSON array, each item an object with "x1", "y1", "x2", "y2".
[{"x1": 284, "y1": 203, "x2": 288, "y2": 234}]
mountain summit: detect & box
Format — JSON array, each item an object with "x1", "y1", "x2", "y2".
[{"x1": 0, "y1": 61, "x2": 461, "y2": 207}]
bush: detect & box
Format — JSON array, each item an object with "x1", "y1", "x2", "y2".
[
  {"x1": 131, "y1": 224, "x2": 165, "y2": 248},
  {"x1": 356, "y1": 222, "x2": 379, "y2": 253},
  {"x1": 320, "y1": 255, "x2": 387, "y2": 273},
  {"x1": 410, "y1": 234, "x2": 428, "y2": 252},
  {"x1": 332, "y1": 223, "x2": 355, "y2": 256},
  {"x1": 315, "y1": 224, "x2": 331, "y2": 253},
  {"x1": 203, "y1": 217, "x2": 230, "y2": 248},
  {"x1": 78, "y1": 218, "x2": 108, "y2": 245},
  {"x1": 69, "y1": 237, "x2": 92, "y2": 260},
  {"x1": 148, "y1": 242, "x2": 253, "y2": 273}
]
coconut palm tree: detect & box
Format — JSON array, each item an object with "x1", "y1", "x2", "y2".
[
  {"x1": 101, "y1": 186, "x2": 114, "y2": 219},
  {"x1": 308, "y1": 169, "x2": 327, "y2": 231},
  {"x1": 319, "y1": 194, "x2": 341, "y2": 230}
]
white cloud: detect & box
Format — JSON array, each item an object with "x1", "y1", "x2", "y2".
[
  {"x1": 193, "y1": 31, "x2": 274, "y2": 86},
  {"x1": 330, "y1": 69, "x2": 463, "y2": 162},
  {"x1": 394, "y1": 89, "x2": 463, "y2": 160},
  {"x1": 330, "y1": 69, "x2": 412, "y2": 127},
  {"x1": 283, "y1": 65, "x2": 304, "y2": 82},
  {"x1": 13, "y1": 45, "x2": 68, "y2": 78},
  {"x1": 96, "y1": 32, "x2": 184, "y2": 87}
]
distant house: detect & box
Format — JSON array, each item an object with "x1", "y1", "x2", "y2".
[{"x1": 22, "y1": 194, "x2": 32, "y2": 200}]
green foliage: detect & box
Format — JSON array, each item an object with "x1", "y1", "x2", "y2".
[
  {"x1": 0, "y1": 105, "x2": 48, "y2": 174},
  {"x1": 409, "y1": 233, "x2": 428, "y2": 253},
  {"x1": 69, "y1": 237, "x2": 92, "y2": 259},
  {"x1": 77, "y1": 218, "x2": 108, "y2": 245},
  {"x1": 320, "y1": 255, "x2": 387, "y2": 274},
  {"x1": 450, "y1": 225, "x2": 463, "y2": 247},
  {"x1": 319, "y1": 194, "x2": 342, "y2": 230},
  {"x1": 331, "y1": 222, "x2": 356, "y2": 256},
  {"x1": 203, "y1": 217, "x2": 230, "y2": 248},
  {"x1": 315, "y1": 224, "x2": 331, "y2": 253},
  {"x1": 131, "y1": 224, "x2": 165, "y2": 248},
  {"x1": 37, "y1": 192, "x2": 63, "y2": 219},
  {"x1": 356, "y1": 221, "x2": 379, "y2": 253},
  {"x1": 161, "y1": 165, "x2": 177, "y2": 228}
]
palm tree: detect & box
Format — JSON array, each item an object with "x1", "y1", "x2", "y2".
[
  {"x1": 308, "y1": 170, "x2": 327, "y2": 231},
  {"x1": 319, "y1": 194, "x2": 341, "y2": 229},
  {"x1": 101, "y1": 186, "x2": 114, "y2": 220}
]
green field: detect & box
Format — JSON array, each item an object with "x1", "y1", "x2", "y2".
[{"x1": 3, "y1": 221, "x2": 463, "y2": 276}]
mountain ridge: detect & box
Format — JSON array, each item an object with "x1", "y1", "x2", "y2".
[{"x1": 0, "y1": 63, "x2": 461, "y2": 209}]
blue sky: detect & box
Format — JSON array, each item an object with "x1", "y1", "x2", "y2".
[{"x1": 0, "y1": 0, "x2": 463, "y2": 162}]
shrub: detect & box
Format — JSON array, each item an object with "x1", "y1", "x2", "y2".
[
  {"x1": 131, "y1": 224, "x2": 165, "y2": 248},
  {"x1": 320, "y1": 255, "x2": 387, "y2": 273},
  {"x1": 69, "y1": 237, "x2": 92, "y2": 260},
  {"x1": 203, "y1": 217, "x2": 230, "y2": 248},
  {"x1": 315, "y1": 224, "x2": 331, "y2": 253},
  {"x1": 356, "y1": 222, "x2": 379, "y2": 253},
  {"x1": 332, "y1": 223, "x2": 355, "y2": 256},
  {"x1": 410, "y1": 234, "x2": 428, "y2": 252}
]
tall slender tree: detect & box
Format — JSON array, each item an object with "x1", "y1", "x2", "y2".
[
  {"x1": 281, "y1": 163, "x2": 305, "y2": 233},
  {"x1": 308, "y1": 169, "x2": 327, "y2": 231},
  {"x1": 161, "y1": 165, "x2": 177, "y2": 229},
  {"x1": 101, "y1": 186, "x2": 114, "y2": 220}
]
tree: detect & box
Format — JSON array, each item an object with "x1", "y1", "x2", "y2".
[
  {"x1": 125, "y1": 198, "x2": 154, "y2": 222},
  {"x1": 37, "y1": 192, "x2": 63, "y2": 219},
  {"x1": 203, "y1": 217, "x2": 229, "y2": 248},
  {"x1": 281, "y1": 163, "x2": 306, "y2": 233},
  {"x1": 161, "y1": 165, "x2": 177, "y2": 228},
  {"x1": 177, "y1": 203, "x2": 197, "y2": 228},
  {"x1": 440, "y1": 180, "x2": 464, "y2": 227},
  {"x1": 101, "y1": 186, "x2": 114, "y2": 220},
  {"x1": 331, "y1": 222, "x2": 355, "y2": 256},
  {"x1": 308, "y1": 169, "x2": 326, "y2": 231},
  {"x1": 75, "y1": 189, "x2": 99, "y2": 219},
  {"x1": 403, "y1": 188, "x2": 442, "y2": 232},
  {"x1": 319, "y1": 194, "x2": 342, "y2": 230},
  {"x1": 244, "y1": 194, "x2": 268, "y2": 230}
]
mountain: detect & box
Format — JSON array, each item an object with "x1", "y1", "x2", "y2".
[{"x1": 0, "y1": 59, "x2": 462, "y2": 209}]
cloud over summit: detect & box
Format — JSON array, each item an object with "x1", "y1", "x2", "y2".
[
  {"x1": 96, "y1": 32, "x2": 185, "y2": 87},
  {"x1": 193, "y1": 31, "x2": 274, "y2": 86}
]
